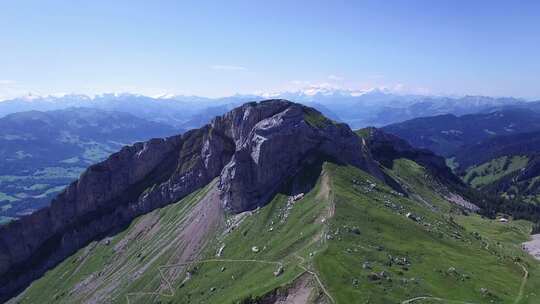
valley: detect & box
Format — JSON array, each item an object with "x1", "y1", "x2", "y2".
[
  {"x1": 0, "y1": 108, "x2": 179, "y2": 222},
  {"x1": 385, "y1": 111, "x2": 540, "y2": 222}
]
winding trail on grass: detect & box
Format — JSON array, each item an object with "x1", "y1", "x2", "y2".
[
  {"x1": 125, "y1": 258, "x2": 282, "y2": 304},
  {"x1": 514, "y1": 262, "x2": 528, "y2": 304},
  {"x1": 126, "y1": 171, "x2": 338, "y2": 304},
  {"x1": 294, "y1": 254, "x2": 335, "y2": 304},
  {"x1": 401, "y1": 297, "x2": 477, "y2": 304}
]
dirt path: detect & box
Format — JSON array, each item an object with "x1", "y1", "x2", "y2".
[
  {"x1": 294, "y1": 254, "x2": 335, "y2": 304},
  {"x1": 72, "y1": 183, "x2": 222, "y2": 303},
  {"x1": 125, "y1": 258, "x2": 283, "y2": 304},
  {"x1": 296, "y1": 169, "x2": 336, "y2": 303},
  {"x1": 127, "y1": 171, "x2": 338, "y2": 304},
  {"x1": 514, "y1": 262, "x2": 528, "y2": 304},
  {"x1": 401, "y1": 297, "x2": 477, "y2": 304}
]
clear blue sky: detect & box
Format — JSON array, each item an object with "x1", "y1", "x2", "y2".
[{"x1": 0, "y1": 0, "x2": 539, "y2": 99}]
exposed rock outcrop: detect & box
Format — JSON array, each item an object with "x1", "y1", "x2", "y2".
[
  {"x1": 218, "y1": 104, "x2": 378, "y2": 212},
  {"x1": 0, "y1": 100, "x2": 379, "y2": 301}
]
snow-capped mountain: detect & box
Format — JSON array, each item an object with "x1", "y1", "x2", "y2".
[{"x1": 0, "y1": 90, "x2": 532, "y2": 129}]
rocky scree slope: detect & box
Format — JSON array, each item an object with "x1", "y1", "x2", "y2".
[{"x1": 0, "y1": 100, "x2": 380, "y2": 301}]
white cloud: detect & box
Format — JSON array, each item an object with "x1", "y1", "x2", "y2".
[
  {"x1": 254, "y1": 77, "x2": 435, "y2": 98},
  {"x1": 210, "y1": 65, "x2": 247, "y2": 71},
  {"x1": 263, "y1": 80, "x2": 356, "y2": 97},
  {"x1": 290, "y1": 80, "x2": 310, "y2": 85},
  {"x1": 0, "y1": 80, "x2": 24, "y2": 101},
  {"x1": 393, "y1": 83, "x2": 405, "y2": 92},
  {"x1": 0, "y1": 80, "x2": 17, "y2": 85},
  {"x1": 327, "y1": 75, "x2": 344, "y2": 81}
]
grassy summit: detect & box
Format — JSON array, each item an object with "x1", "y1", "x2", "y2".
[{"x1": 303, "y1": 107, "x2": 335, "y2": 129}]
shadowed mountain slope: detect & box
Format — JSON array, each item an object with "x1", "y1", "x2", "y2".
[{"x1": 383, "y1": 109, "x2": 540, "y2": 157}]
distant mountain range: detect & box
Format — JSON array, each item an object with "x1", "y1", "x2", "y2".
[
  {"x1": 1, "y1": 91, "x2": 539, "y2": 223},
  {"x1": 0, "y1": 93, "x2": 253, "y2": 128},
  {"x1": 282, "y1": 90, "x2": 531, "y2": 128},
  {"x1": 383, "y1": 108, "x2": 540, "y2": 157},
  {"x1": 0, "y1": 108, "x2": 180, "y2": 222},
  {"x1": 383, "y1": 109, "x2": 540, "y2": 206},
  {"x1": 0, "y1": 90, "x2": 535, "y2": 129}
]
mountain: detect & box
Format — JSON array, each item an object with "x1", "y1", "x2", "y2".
[
  {"x1": 382, "y1": 109, "x2": 540, "y2": 210},
  {"x1": 452, "y1": 131, "x2": 540, "y2": 204},
  {"x1": 268, "y1": 90, "x2": 528, "y2": 128},
  {"x1": 358, "y1": 127, "x2": 464, "y2": 188},
  {"x1": 0, "y1": 94, "x2": 339, "y2": 131},
  {"x1": 2, "y1": 100, "x2": 540, "y2": 303},
  {"x1": 453, "y1": 131, "x2": 540, "y2": 170},
  {"x1": 382, "y1": 108, "x2": 540, "y2": 157},
  {"x1": 0, "y1": 91, "x2": 532, "y2": 130},
  {"x1": 0, "y1": 94, "x2": 251, "y2": 128},
  {"x1": 0, "y1": 108, "x2": 180, "y2": 223},
  {"x1": 0, "y1": 100, "x2": 379, "y2": 301},
  {"x1": 488, "y1": 100, "x2": 540, "y2": 115}
]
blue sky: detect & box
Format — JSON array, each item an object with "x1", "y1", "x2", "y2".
[{"x1": 0, "y1": 0, "x2": 539, "y2": 99}]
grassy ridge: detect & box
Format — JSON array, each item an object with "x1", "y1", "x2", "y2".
[
  {"x1": 303, "y1": 107, "x2": 335, "y2": 129},
  {"x1": 162, "y1": 161, "x2": 332, "y2": 303},
  {"x1": 461, "y1": 155, "x2": 540, "y2": 205},
  {"x1": 316, "y1": 162, "x2": 540, "y2": 303},
  {"x1": 464, "y1": 156, "x2": 529, "y2": 189},
  {"x1": 10, "y1": 161, "x2": 540, "y2": 303}
]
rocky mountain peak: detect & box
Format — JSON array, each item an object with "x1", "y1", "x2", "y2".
[
  {"x1": 0, "y1": 100, "x2": 380, "y2": 301},
  {"x1": 217, "y1": 100, "x2": 378, "y2": 212}
]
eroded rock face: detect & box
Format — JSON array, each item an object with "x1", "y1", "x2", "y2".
[
  {"x1": 0, "y1": 100, "x2": 378, "y2": 301},
  {"x1": 219, "y1": 103, "x2": 377, "y2": 212}
]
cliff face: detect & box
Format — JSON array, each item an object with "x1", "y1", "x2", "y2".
[
  {"x1": 218, "y1": 104, "x2": 378, "y2": 212},
  {"x1": 0, "y1": 100, "x2": 379, "y2": 301}
]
